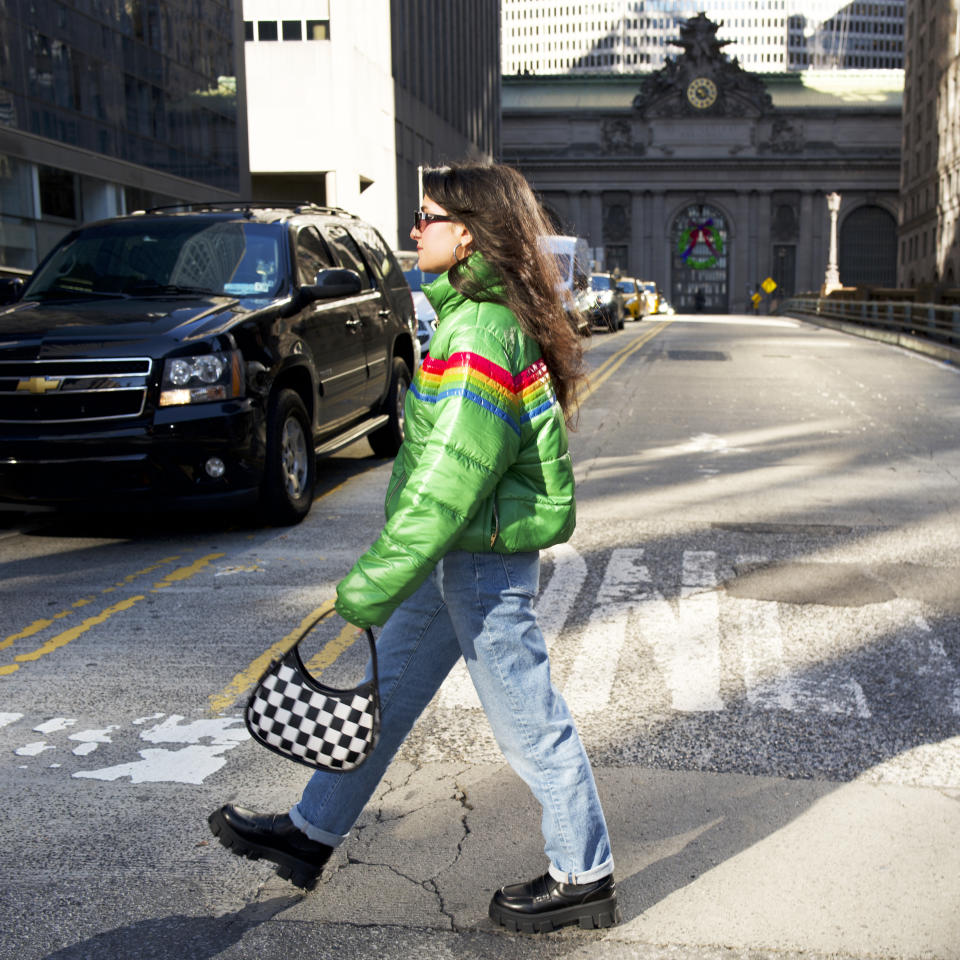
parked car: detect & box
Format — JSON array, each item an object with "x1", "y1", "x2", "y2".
[
  {"x1": 617, "y1": 277, "x2": 645, "y2": 320},
  {"x1": 577, "y1": 272, "x2": 624, "y2": 332},
  {"x1": 0, "y1": 203, "x2": 419, "y2": 524},
  {"x1": 393, "y1": 250, "x2": 438, "y2": 357}
]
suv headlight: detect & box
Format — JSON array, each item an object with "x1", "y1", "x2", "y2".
[
  {"x1": 159, "y1": 349, "x2": 244, "y2": 406},
  {"x1": 595, "y1": 290, "x2": 614, "y2": 304}
]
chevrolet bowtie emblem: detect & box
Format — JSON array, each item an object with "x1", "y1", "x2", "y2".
[{"x1": 16, "y1": 376, "x2": 63, "y2": 394}]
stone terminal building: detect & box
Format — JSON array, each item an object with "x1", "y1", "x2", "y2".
[{"x1": 502, "y1": 14, "x2": 902, "y2": 314}]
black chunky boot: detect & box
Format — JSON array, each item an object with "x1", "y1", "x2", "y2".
[
  {"x1": 208, "y1": 804, "x2": 332, "y2": 890},
  {"x1": 489, "y1": 871, "x2": 621, "y2": 934}
]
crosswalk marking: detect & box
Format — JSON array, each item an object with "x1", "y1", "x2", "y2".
[
  {"x1": 563, "y1": 548, "x2": 643, "y2": 714},
  {"x1": 434, "y1": 546, "x2": 957, "y2": 723}
]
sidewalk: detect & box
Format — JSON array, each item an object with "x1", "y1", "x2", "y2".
[{"x1": 225, "y1": 760, "x2": 960, "y2": 959}]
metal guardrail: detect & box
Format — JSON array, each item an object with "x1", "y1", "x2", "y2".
[{"x1": 780, "y1": 296, "x2": 960, "y2": 350}]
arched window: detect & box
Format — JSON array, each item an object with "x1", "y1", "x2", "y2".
[
  {"x1": 839, "y1": 205, "x2": 897, "y2": 286},
  {"x1": 670, "y1": 203, "x2": 729, "y2": 312}
]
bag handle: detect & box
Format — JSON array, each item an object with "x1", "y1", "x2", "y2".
[{"x1": 295, "y1": 607, "x2": 378, "y2": 696}]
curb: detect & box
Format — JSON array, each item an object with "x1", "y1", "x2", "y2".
[{"x1": 784, "y1": 312, "x2": 960, "y2": 366}]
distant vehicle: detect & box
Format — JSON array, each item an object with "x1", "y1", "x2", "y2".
[
  {"x1": 0, "y1": 203, "x2": 418, "y2": 524},
  {"x1": 578, "y1": 272, "x2": 624, "y2": 332},
  {"x1": 541, "y1": 234, "x2": 591, "y2": 336},
  {"x1": 658, "y1": 297, "x2": 676, "y2": 315},
  {"x1": 617, "y1": 277, "x2": 645, "y2": 320},
  {"x1": 640, "y1": 280, "x2": 660, "y2": 316},
  {"x1": 394, "y1": 250, "x2": 438, "y2": 358}
]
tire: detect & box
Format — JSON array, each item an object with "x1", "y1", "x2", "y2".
[
  {"x1": 260, "y1": 388, "x2": 315, "y2": 526},
  {"x1": 369, "y1": 358, "x2": 411, "y2": 458},
  {"x1": 617, "y1": 302, "x2": 625, "y2": 330}
]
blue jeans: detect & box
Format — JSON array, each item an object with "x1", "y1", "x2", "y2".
[{"x1": 289, "y1": 550, "x2": 614, "y2": 884}]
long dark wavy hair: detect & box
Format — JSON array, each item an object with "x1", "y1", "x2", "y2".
[{"x1": 422, "y1": 163, "x2": 584, "y2": 423}]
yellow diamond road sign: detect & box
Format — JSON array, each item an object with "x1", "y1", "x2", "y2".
[{"x1": 761, "y1": 276, "x2": 777, "y2": 294}]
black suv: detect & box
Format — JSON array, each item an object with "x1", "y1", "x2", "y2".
[{"x1": 0, "y1": 203, "x2": 418, "y2": 524}]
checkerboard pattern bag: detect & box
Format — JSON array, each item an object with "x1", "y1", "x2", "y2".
[{"x1": 245, "y1": 627, "x2": 380, "y2": 772}]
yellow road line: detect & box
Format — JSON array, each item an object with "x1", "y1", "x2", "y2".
[
  {"x1": 1, "y1": 555, "x2": 184, "y2": 652},
  {"x1": 304, "y1": 620, "x2": 365, "y2": 674},
  {"x1": 0, "y1": 552, "x2": 224, "y2": 677},
  {"x1": 208, "y1": 599, "x2": 337, "y2": 713},
  {"x1": 580, "y1": 319, "x2": 673, "y2": 404}
]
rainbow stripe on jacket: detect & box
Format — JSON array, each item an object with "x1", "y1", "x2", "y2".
[{"x1": 411, "y1": 352, "x2": 557, "y2": 436}]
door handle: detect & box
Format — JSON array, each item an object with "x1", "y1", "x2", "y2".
[
  {"x1": 346, "y1": 317, "x2": 362, "y2": 328},
  {"x1": 378, "y1": 309, "x2": 391, "y2": 318}
]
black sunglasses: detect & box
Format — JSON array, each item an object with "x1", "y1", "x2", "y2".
[{"x1": 413, "y1": 210, "x2": 455, "y2": 231}]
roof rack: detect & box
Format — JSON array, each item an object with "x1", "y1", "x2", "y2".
[{"x1": 137, "y1": 201, "x2": 355, "y2": 218}]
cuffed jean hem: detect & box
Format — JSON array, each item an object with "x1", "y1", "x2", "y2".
[
  {"x1": 289, "y1": 803, "x2": 348, "y2": 847},
  {"x1": 548, "y1": 859, "x2": 615, "y2": 885}
]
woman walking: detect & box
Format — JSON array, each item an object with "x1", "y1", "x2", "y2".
[{"x1": 209, "y1": 162, "x2": 619, "y2": 934}]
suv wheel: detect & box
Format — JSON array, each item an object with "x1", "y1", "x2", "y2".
[
  {"x1": 369, "y1": 358, "x2": 411, "y2": 458},
  {"x1": 261, "y1": 388, "x2": 315, "y2": 525}
]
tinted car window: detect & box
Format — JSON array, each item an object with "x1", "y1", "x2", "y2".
[
  {"x1": 295, "y1": 225, "x2": 333, "y2": 286},
  {"x1": 323, "y1": 224, "x2": 373, "y2": 289},
  {"x1": 350, "y1": 222, "x2": 402, "y2": 287},
  {"x1": 590, "y1": 274, "x2": 613, "y2": 290},
  {"x1": 25, "y1": 219, "x2": 283, "y2": 300}
]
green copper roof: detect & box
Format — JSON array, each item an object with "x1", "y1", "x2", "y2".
[{"x1": 502, "y1": 70, "x2": 904, "y2": 111}]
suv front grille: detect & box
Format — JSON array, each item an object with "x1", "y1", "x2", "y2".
[{"x1": 0, "y1": 358, "x2": 152, "y2": 423}]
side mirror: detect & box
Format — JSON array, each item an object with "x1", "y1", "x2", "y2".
[
  {"x1": 0, "y1": 277, "x2": 25, "y2": 305},
  {"x1": 302, "y1": 268, "x2": 362, "y2": 302}
]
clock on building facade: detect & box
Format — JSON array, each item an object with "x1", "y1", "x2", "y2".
[{"x1": 686, "y1": 76, "x2": 718, "y2": 110}]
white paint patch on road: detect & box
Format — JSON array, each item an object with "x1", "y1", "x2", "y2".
[
  {"x1": 68, "y1": 724, "x2": 120, "y2": 755},
  {"x1": 138, "y1": 715, "x2": 248, "y2": 745},
  {"x1": 133, "y1": 713, "x2": 165, "y2": 725},
  {"x1": 0, "y1": 712, "x2": 23, "y2": 729},
  {"x1": 33, "y1": 717, "x2": 77, "y2": 734},
  {"x1": 73, "y1": 744, "x2": 241, "y2": 785},
  {"x1": 15, "y1": 741, "x2": 55, "y2": 756},
  {"x1": 73, "y1": 715, "x2": 249, "y2": 784}
]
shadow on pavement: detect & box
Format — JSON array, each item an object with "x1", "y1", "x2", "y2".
[{"x1": 40, "y1": 897, "x2": 299, "y2": 960}]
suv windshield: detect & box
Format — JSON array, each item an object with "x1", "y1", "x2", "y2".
[
  {"x1": 24, "y1": 219, "x2": 284, "y2": 301},
  {"x1": 617, "y1": 279, "x2": 634, "y2": 293},
  {"x1": 590, "y1": 274, "x2": 613, "y2": 290}
]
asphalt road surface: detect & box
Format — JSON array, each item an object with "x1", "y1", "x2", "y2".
[{"x1": 2, "y1": 313, "x2": 959, "y2": 960}]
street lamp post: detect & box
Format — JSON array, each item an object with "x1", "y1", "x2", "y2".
[{"x1": 822, "y1": 191, "x2": 842, "y2": 295}]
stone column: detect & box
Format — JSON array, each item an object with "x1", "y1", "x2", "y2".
[
  {"x1": 797, "y1": 192, "x2": 815, "y2": 293},
  {"x1": 822, "y1": 192, "x2": 842, "y2": 294}
]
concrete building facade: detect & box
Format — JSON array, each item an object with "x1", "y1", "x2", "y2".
[
  {"x1": 502, "y1": 0, "x2": 905, "y2": 76},
  {"x1": 502, "y1": 14, "x2": 903, "y2": 313},
  {"x1": 898, "y1": 0, "x2": 960, "y2": 290},
  {"x1": 242, "y1": 0, "x2": 500, "y2": 250},
  {"x1": 0, "y1": 0, "x2": 250, "y2": 273}
]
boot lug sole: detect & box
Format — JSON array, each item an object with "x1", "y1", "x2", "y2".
[
  {"x1": 207, "y1": 809, "x2": 321, "y2": 890},
  {"x1": 489, "y1": 898, "x2": 621, "y2": 934}
]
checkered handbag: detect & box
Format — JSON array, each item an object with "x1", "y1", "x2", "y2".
[{"x1": 244, "y1": 626, "x2": 380, "y2": 772}]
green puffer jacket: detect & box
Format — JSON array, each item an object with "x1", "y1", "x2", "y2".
[{"x1": 334, "y1": 255, "x2": 576, "y2": 629}]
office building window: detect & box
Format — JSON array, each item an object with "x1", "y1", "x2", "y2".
[
  {"x1": 282, "y1": 20, "x2": 302, "y2": 41},
  {"x1": 243, "y1": 20, "x2": 253, "y2": 41},
  {"x1": 258, "y1": 21, "x2": 278, "y2": 41},
  {"x1": 38, "y1": 166, "x2": 77, "y2": 220},
  {"x1": 307, "y1": 20, "x2": 330, "y2": 40}
]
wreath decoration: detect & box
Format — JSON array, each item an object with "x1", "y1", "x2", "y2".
[{"x1": 678, "y1": 218, "x2": 724, "y2": 269}]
